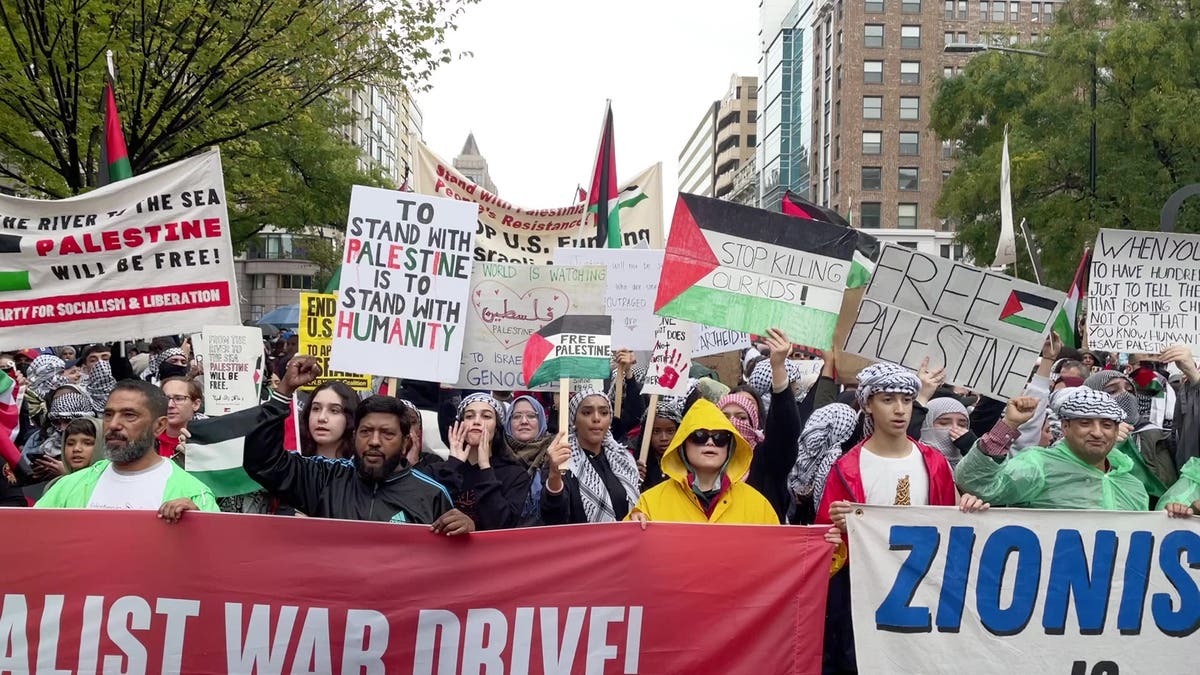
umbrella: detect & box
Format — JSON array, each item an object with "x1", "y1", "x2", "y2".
[
  {"x1": 257, "y1": 323, "x2": 281, "y2": 339},
  {"x1": 257, "y1": 304, "x2": 300, "y2": 330}
]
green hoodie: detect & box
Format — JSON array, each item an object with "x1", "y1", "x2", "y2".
[
  {"x1": 37, "y1": 458, "x2": 218, "y2": 511},
  {"x1": 955, "y1": 439, "x2": 1149, "y2": 511},
  {"x1": 1156, "y1": 457, "x2": 1200, "y2": 510}
]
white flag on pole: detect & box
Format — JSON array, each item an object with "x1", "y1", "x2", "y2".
[{"x1": 994, "y1": 125, "x2": 1017, "y2": 266}]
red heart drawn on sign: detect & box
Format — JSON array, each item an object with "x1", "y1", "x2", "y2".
[{"x1": 472, "y1": 282, "x2": 572, "y2": 350}]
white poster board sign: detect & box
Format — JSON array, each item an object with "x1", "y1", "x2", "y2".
[
  {"x1": 329, "y1": 187, "x2": 477, "y2": 383},
  {"x1": 552, "y1": 248, "x2": 663, "y2": 351},
  {"x1": 642, "y1": 316, "x2": 695, "y2": 396},
  {"x1": 1087, "y1": 228, "x2": 1200, "y2": 352},
  {"x1": 693, "y1": 325, "x2": 752, "y2": 357},
  {"x1": 199, "y1": 325, "x2": 263, "y2": 415}
]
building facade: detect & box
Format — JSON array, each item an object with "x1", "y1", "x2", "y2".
[
  {"x1": 454, "y1": 133, "x2": 499, "y2": 195},
  {"x1": 809, "y1": 0, "x2": 1054, "y2": 251},
  {"x1": 758, "y1": 0, "x2": 818, "y2": 211},
  {"x1": 678, "y1": 102, "x2": 718, "y2": 197},
  {"x1": 678, "y1": 75, "x2": 759, "y2": 203}
]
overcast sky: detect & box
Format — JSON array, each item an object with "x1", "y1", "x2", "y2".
[{"x1": 418, "y1": 0, "x2": 760, "y2": 210}]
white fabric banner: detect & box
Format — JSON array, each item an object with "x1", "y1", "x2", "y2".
[
  {"x1": 0, "y1": 150, "x2": 239, "y2": 350},
  {"x1": 847, "y1": 505, "x2": 1199, "y2": 675}
]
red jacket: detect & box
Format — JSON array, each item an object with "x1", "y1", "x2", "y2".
[{"x1": 816, "y1": 438, "x2": 958, "y2": 524}]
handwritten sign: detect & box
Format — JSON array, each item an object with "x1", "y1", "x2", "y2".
[
  {"x1": 198, "y1": 325, "x2": 262, "y2": 415},
  {"x1": 1087, "y1": 228, "x2": 1200, "y2": 352},
  {"x1": 642, "y1": 317, "x2": 695, "y2": 396},
  {"x1": 457, "y1": 263, "x2": 606, "y2": 391},
  {"x1": 553, "y1": 248, "x2": 664, "y2": 350},
  {"x1": 299, "y1": 292, "x2": 372, "y2": 391},
  {"x1": 693, "y1": 325, "x2": 752, "y2": 357},
  {"x1": 844, "y1": 244, "x2": 1065, "y2": 400},
  {"x1": 330, "y1": 187, "x2": 476, "y2": 383}
]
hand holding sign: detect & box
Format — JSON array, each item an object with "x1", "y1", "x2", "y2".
[
  {"x1": 765, "y1": 328, "x2": 792, "y2": 394},
  {"x1": 546, "y1": 431, "x2": 571, "y2": 479},
  {"x1": 1158, "y1": 344, "x2": 1200, "y2": 384}
]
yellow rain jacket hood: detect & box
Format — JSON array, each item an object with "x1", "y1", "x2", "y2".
[{"x1": 629, "y1": 399, "x2": 778, "y2": 524}]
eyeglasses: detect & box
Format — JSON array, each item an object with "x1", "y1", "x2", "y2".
[
  {"x1": 687, "y1": 430, "x2": 734, "y2": 447},
  {"x1": 166, "y1": 395, "x2": 193, "y2": 405},
  {"x1": 510, "y1": 413, "x2": 540, "y2": 422}
]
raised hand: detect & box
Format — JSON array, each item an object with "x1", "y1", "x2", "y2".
[
  {"x1": 447, "y1": 421, "x2": 469, "y2": 462},
  {"x1": 278, "y1": 356, "x2": 321, "y2": 396},
  {"x1": 916, "y1": 356, "x2": 946, "y2": 404},
  {"x1": 1002, "y1": 396, "x2": 1039, "y2": 429}
]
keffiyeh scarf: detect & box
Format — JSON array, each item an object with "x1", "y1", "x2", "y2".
[
  {"x1": 1056, "y1": 388, "x2": 1125, "y2": 422},
  {"x1": 27, "y1": 355, "x2": 65, "y2": 399},
  {"x1": 716, "y1": 393, "x2": 764, "y2": 446},
  {"x1": 568, "y1": 390, "x2": 640, "y2": 523},
  {"x1": 787, "y1": 403, "x2": 858, "y2": 506},
  {"x1": 85, "y1": 360, "x2": 116, "y2": 414},
  {"x1": 856, "y1": 362, "x2": 921, "y2": 436}
]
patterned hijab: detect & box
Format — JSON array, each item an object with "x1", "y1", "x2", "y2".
[
  {"x1": 27, "y1": 355, "x2": 65, "y2": 399},
  {"x1": 787, "y1": 403, "x2": 859, "y2": 506},
  {"x1": 568, "y1": 389, "x2": 640, "y2": 523},
  {"x1": 716, "y1": 392, "x2": 764, "y2": 446}
]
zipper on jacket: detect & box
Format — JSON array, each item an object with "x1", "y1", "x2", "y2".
[{"x1": 369, "y1": 484, "x2": 378, "y2": 521}]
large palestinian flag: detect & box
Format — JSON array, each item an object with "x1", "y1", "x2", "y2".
[
  {"x1": 783, "y1": 190, "x2": 878, "y2": 289},
  {"x1": 523, "y1": 315, "x2": 613, "y2": 388},
  {"x1": 655, "y1": 194, "x2": 857, "y2": 350},
  {"x1": 186, "y1": 392, "x2": 300, "y2": 497}
]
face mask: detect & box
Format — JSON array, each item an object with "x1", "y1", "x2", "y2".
[{"x1": 159, "y1": 363, "x2": 189, "y2": 379}]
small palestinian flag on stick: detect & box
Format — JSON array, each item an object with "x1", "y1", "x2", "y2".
[
  {"x1": 523, "y1": 315, "x2": 613, "y2": 388},
  {"x1": 1000, "y1": 290, "x2": 1057, "y2": 332}
]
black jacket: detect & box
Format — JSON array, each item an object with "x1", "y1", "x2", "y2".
[
  {"x1": 747, "y1": 387, "x2": 806, "y2": 522},
  {"x1": 431, "y1": 455, "x2": 531, "y2": 530},
  {"x1": 243, "y1": 391, "x2": 453, "y2": 524}
]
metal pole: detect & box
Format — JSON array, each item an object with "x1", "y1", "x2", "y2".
[{"x1": 1089, "y1": 63, "x2": 1098, "y2": 207}]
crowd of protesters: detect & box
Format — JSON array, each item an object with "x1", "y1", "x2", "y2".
[{"x1": 3, "y1": 327, "x2": 1199, "y2": 673}]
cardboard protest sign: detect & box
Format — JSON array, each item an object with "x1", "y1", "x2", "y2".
[
  {"x1": 0, "y1": 150, "x2": 239, "y2": 350},
  {"x1": 414, "y1": 141, "x2": 663, "y2": 264},
  {"x1": 848, "y1": 505, "x2": 1197, "y2": 674},
  {"x1": 844, "y1": 244, "x2": 1065, "y2": 400},
  {"x1": 1087, "y1": 228, "x2": 1200, "y2": 352},
  {"x1": 329, "y1": 187, "x2": 476, "y2": 384},
  {"x1": 693, "y1": 324, "x2": 752, "y2": 358},
  {"x1": 642, "y1": 316, "x2": 695, "y2": 396},
  {"x1": 197, "y1": 326, "x2": 263, "y2": 415},
  {"x1": 654, "y1": 193, "x2": 857, "y2": 350},
  {"x1": 553, "y1": 248, "x2": 663, "y2": 350},
  {"x1": 458, "y1": 263, "x2": 607, "y2": 390},
  {"x1": 299, "y1": 292, "x2": 372, "y2": 391},
  {"x1": 523, "y1": 315, "x2": 613, "y2": 387}
]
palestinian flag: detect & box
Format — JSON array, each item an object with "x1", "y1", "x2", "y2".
[
  {"x1": 523, "y1": 315, "x2": 613, "y2": 388},
  {"x1": 1052, "y1": 248, "x2": 1090, "y2": 347},
  {"x1": 98, "y1": 75, "x2": 132, "y2": 185},
  {"x1": 186, "y1": 394, "x2": 300, "y2": 497},
  {"x1": 0, "y1": 370, "x2": 23, "y2": 468},
  {"x1": 782, "y1": 190, "x2": 877, "y2": 289},
  {"x1": 657, "y1": 194, "x2": 857, "y2": 350},
  {"x1": 1000, "y1": 290, "x2": 1058, "y2": 333},
  {"x1": 585, "y1": 103, "x2": 621, "y2": 248}
]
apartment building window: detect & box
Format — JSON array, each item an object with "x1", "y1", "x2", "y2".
[
  {"x1": 280, "y1": 274, "x2": 315, "y2": 290},
  {"x1": 865, "y1": 24, "x2": 884, "y2": 48},
  {"x1": 944, "y1": 31, "x2": 955, "y2": 45},
  {"x1": 863, "y1": 96, "x2": 883, "y2": 119},
  {"x1": 836, "y1": 134, "x2": 841, "y2": 159},
  {"x1": 250, "y1": 305, "x2": 265, "y2": 321},
  {"x1": 837, "y1": 65, "x2": 843, "y2": 90},
  {"x1": 838, "y1": 29, "x2": 844, "y2": 54},
  {"x1": 865, "y1": 0, "x2": 884, "y2": 12},
  {"x1": 1044, "y1": 2, "x2": 1055, "y2": 20},
  {"x1": 898, "y1": 203, "x2": 919, "y2": 228},
  {"x1": 862, "y1": 167, "x2": 883, "y2": 191},
  {"x1": 837, "y1": 0, "x2": 844, "y2": 19},
  {"x1": 861, "y1": 203, "x2": 882, "y2": 228},
  {"x1": 901, "y1": 25, "x2": 921, "y2": 48},
  {"x1": 1010, "y1": 1, "x2": 1019, "y2": 20},
  {"x1": 942, "y1": 139, "x2": 955, "y2": 158},
  {"x1": 980, "y1": 1, "x2": 989, "y2": 21},
  {"x1": 900, "y1": 96, "x2": 920, "y2": 120},
  {"x1": 992, "y1": 1, "x2": 1005, "y2": 21},
  {"x1": 944, "y1": 0, "x2": 955, "y2": 18},
  {"x1": 864, "y1": 60, "x2": 884, "y2": 84},
  {"x1": 863, "y1": 131, "x2": 883, "y2": 154},
  {"x1": 899, "y1": 131, "x2": 920, "y2": 155},
  {"x1": 250, "y1": 274, "x2": 267, "y2": 290},
  {"x1": 899, "y1": 167, "x2": 920, "y2": 191},
  {"x1": 942, "y1": 170, "x2": 952, "y2": 182},
  {"x1": 944, "y1": 65, "x2": 955, "y2": 78},
  {"x1": 958, "y1": 0, "x2": 968, "y2": 17},
  {"x1": 1031, "y1": 1, "x2": 1040, "y2": 21},
  {"x1": 836, "y1": 101, "x2": 842, "y2": 124},
  {"x1": 902, "y1": 0, "x2": 921, "y2": 13},
  {"x1": 940, "y1": 244, "x2": 965, "y2": 259},
  {"x1": 900, "y1": 61, "x2": 921, "y2": 84}
]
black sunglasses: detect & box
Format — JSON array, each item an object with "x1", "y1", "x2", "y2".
[{"x1": 687, "y1": 430, "x2": 734, "y2": 447}]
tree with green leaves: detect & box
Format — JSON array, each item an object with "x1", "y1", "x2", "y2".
[
  {"x1": 0, "y1": 0, "x2": 475, "y2": 247},
  {"x1": 930, "y1": 0, "x2": 1200, "y2": 288}
]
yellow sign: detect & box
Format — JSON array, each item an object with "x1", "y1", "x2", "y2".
[{"x1": 299, "y1": 292, "x2": 372, "y2": 391}]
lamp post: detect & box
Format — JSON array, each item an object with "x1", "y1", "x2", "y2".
[{"x1": 943, "y1": 42, "x2": 1097, "y2": 202}]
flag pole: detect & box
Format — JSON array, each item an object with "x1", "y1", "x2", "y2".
[{"x1": 558, "y1": 378, "x2": 572, "y2": 474}]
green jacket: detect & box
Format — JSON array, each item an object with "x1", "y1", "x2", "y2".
[
  {"x1": 954, "y1": 440, "x2": 1149, "y2": 511},
  {"x1": 1156, "y1": 457, "x2": 1200, "y2": 510},
  {"x1": 36, "y1": 459, "x2": 219, "y2": 511}
]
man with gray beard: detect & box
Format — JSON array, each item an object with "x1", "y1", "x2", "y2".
[{"x1": 36, "y1": 379, "x2": 217, "y2": 521}]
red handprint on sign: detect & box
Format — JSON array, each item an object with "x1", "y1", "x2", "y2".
[{"x1": 657, "y1": 349, "x2": 687, "y2": 390}]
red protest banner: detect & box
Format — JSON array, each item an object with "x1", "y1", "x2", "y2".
[{"x1": 0, "y1": 511, "x2": 832, "y2": 674}]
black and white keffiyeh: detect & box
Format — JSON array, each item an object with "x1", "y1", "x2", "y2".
[
  {"x1": 787, "y1": 403, "x2": 859, "y2": 506},
  {"x1": 856, "y1": 362, "x2": 921, "y2": 436},
  {"x1": 457, "y1": 392, "x2": 502, "y2": 420},
  {"x1": 27, "y1": 355, "x2": 65, "y2": 399},
  {"x1": 85, "y1": 360, "x2": 116, "y2": 413},
  {"x1": 568, "y1": 389, "x2": 640, "y2": 523},
  {"x1": 1056, "y1": 388, "x2": 1125, "y2": 422},
  {"x1": 48, "y1": 386, "x2": 94, "y2": 421}
]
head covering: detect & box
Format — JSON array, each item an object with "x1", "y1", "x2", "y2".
[
  {"x1": 856, "y1": 363, "x2": 921, "y2": 436},
  {"x1": 60, "y1": 417, "x2": 103, "y2": 475},
  {"x1": 457, "y1": 392, "x2": 502, "y2": 421},
  {"x1": 662, "y1": 398, "x2": 754, "y2": 497},
  {"x1": 1055, "y1": 388, "x2": 1125, "y2": 422},
  {"x1": 716, "y1": 392, "x2": 764, "y2": 446},
  {"x1": 397, "y1": 398, "x2": 419, "y2": 412},
  {"x1": 652, "y1": 396, "x2": 685, "y2": 425},
  {"x1": 505, "y1": 395, "x2": 548, "y2": 438},
  {"x1": 27, "y1": 354, "x2": 65, "y2": 398},
  {"x1": 85, "y1": 360, "x2": 116, "y2": 413},
  {"x1": 747, "y1": 358, "x2": 802, "y2": 397},
  {"x1": 1083, "y1": 370, "x2": 1134, "y2": 393},
  {"x1": 567, "y1": 389, "x2": 640, "y2": 523},
  {"x1": 919, "y1": 397, "x2": 970, "y2": 466},
  {"x1": 787, "y1": 403, "x2": 859, "y2": 506},
  {"x1": 48, "y1": 385, "x2": 94, "y2": 421}
]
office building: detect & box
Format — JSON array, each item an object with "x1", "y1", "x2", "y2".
[
  {"x1": 678, "y1": 75, "x2": 759, "y2": 203},
  {"x1": 758, "y1": 0, "x2": 819, "y2": 210}
]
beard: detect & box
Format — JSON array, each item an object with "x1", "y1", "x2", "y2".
[
  {"x1": 106, "y1": 430, "x2": 156, "y2": 464},
  {"x1": 355, "y1": 452, "x2": 405, "y2": 483}
]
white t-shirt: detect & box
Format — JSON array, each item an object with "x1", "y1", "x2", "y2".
[
  {"x1": 86, "y1": 458, "x2": 173, "y2": 510},
  {"x1": 859, "y1": 442, "x2": 929, "y2": 506}
]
